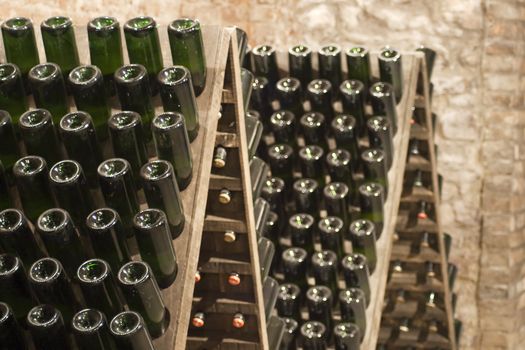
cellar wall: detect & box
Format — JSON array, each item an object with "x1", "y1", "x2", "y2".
[{"x1": 3, "y1": 0, "x2": 525, "y2": 348}]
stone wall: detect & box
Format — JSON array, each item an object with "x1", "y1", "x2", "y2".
[{"x1": 2, "y1": 0, "x2": 524, "y2": 348}]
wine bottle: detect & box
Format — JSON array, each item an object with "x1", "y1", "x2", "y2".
[
  {"x1": 235, "y1": 27, "x2": 248, "y2": 66},
  {"x1": 301, "y1": 320, "x2": 327, "y2": 350},
  {"x1": 133, "y1": 209, "x2": 178, "y2": 289},
  {"x1": 299, "y1": 145, "x2": 325, "y2": 188},
  {"x1": 361, "y1": 148, "x2": 388, "y2": 192},
  {"x1": 87, "y1": 16, "x2": 124, "y2": 96},
  {"x1": 0, "y1": 162, "x2": 11, "y2": 211},
  {"x1": 282, "y1": 247, "x2": 309, "y2": 291},
  {"x1": 289, "y1": 44, "x2": 313, "y2": 88},
  {"x1": 77, "y1": 259, "x2": 125, "y2": 318},
  {"x1": 348, "y1": 219, "x2": 377, "y2": 273},
  {"x1": 263, "y1": 276, "x2": 279, "y2": 320},
  {"x1": 416, "y1": 46, "x2": 436, "y2": 81},
  {"x1": 140, "y1": 160, "x2": 185, "y2": 238},
  {"x1": 311, "y1": 250, "x2": 339, "y2": 298},
  {"x1": 276, "y1": 77, "x2": 303, "y2": 119},
  {"x1": 307, "y1": 79, "x2": 334, "y2": 122},
  {"x1": 346, "y1": 46, "x2": 371, "y2": 91},
  {"x1": 40, "y1": 16, "x2": 79, "y2": 79},
  {"x1": 0, "y1": 111, "x2": 20, "y2": 173},
  {"x1": 59, "y1": 111, "x2": 103, "y2": 189},
  {"x1": 168, "y1": 18, "x2": 206, "y2": 96},
  {"x1": 27, "y1": 304, "x2": 70, "y2": 350},
  {"x1": 358, "y1": 182, "x2": 385, "y2": 236},
  {"x1": 326, "y1": 149, "x2": 355, "y2": 193},
  {"x1": 261, "y1": 176, "x2": 287, "y2": 218},
  {"x1": 109, "y1": 311, "x2": 155, "y2": 350},
  {"x1": 318, "y1": 44, "x2": 342, "y2": 89},
  {"x1": 341, "y1": 253, "x2": 371, "y2": 305},
  {"x1": 276, "y1": 283, "x2": 301, "y2": 320},
  {"x1": 152, "y1": 112, "x2": 193, "y2": 189},
  {"x1": 255, "y1": 198, "x2": 271, "y2": 238},
  {"x1": 28, "y1": 257, "x2": 82, "y2": 323},
  {"x1": 293, "y1": 178, "x2": 321, "y2": 218},
  {"x1": 280, "y1": 317, "x2": 299, "y2": 350},
  {"x1": 318, "y1": 216, "x2": 345, "y2": 258},
  {"x1": 270, "y1": 110, "x2": 297, "y2": 149},
  {"x1": 0, "y1": 209, "x2": 45, "y2": 268},
  {"x1": 0, "y1": 63, "x2": 27, "y2": 123},
  {"x1": 323, "y1": 182, "x2": 350, "y2": 226},
  {"x1": 267, "y1": 144, "x2": 295, "y2": 190},
  {"x1": 250, "y1": 157, "x2": 269, "y2": 200},
  {"x1": 97, "y1": 158, "x2": 140, "y2": 235},
  {"x1": 117, "y1": 261, "x2": 170, "y2": 338},
  {"x1": 306, "y1": 285, "x2": 333, "y2": 337},
  {"x1": 331, "y1": 114, "x2": 359, "y2": 169},
  {"x1": 245, "y1": 112, "x2": 263, "y2": 158},
  {"x1": 300, "y1": 112, "x2": 328, "y2": 152},
  {"x1": 19, "y1": 109, "x2": 64, "y2": 164},
  {"x1": 158, "y1": 66, "x2": 200, "y2": 141},
  {"x1": 72, "y1": 308, "x2": 117, "y2": 350},
  {"x1": 367, "y1": 116, "x2": 394, "y2": 170},
  {"x1": 370, "y1": 82, "x2": 398, "y2": 134},
  {"x1": 334, "y1": 322, "x2": 361, "y2": 350},
  {"x1": 250, "y1": 76, "x2": 273, "y2": 128},
  {"x1": 339, "y1": 288, "x2": 366, "y2": 338},
  {"x1": 259, "y1": 237, "x2": 275, "y2": 280},
  {"x1": 241, "y1": 68, "x2": 255, "y2": 112},
  {"x1": 251, "y1": 45, "x2": 279, "y2": 87},
  {"x1": 339, "y1": 79, "x2": 366, "y2": 136},
  {"x1": 86, "y1": 208, "x2": 131, "y2": 273},
  {"x1": 0, "y1": 302, "x2": 28, "y2": 350},
  {"x1": 289, "y1": 213, "x2": 315, "y2": 256},
  {"x1": 378, "y1": 47, "x2": 403, "y2": 101}
]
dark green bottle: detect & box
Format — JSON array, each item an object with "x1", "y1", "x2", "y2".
[
  {"x1": 341, "y1": 253, "x2": 370, "y2": 305},
  {"x1": 0, "y1": 63, "x2": 27, "y2": 124},
  {"x1": 0, "y1": 111, "x2": 20, "y2": 173},
  {"x1": 306, "y1": 285, "x2": 333, "y2": 336},
  {"x1": 301, "y1": 321, "x2": 327, "y2": 350},
  {"x1": 115, "y1": 64, "x2": 154, "y2": 142},
  {"x1": 282, "y1": 247, "x2": 308, "y2": 291},
  {"x1": 270, "y1": 111, "x2": 297, "y2": 149},
  {"x1": 280, "y1": 317, "x2": 299, "y2": 350},
  {"x1": 117, "y1": 261, "x2": 170, "y2": 338},
  {"x1": 27, "y1": 304, "x2": 70, "y2": 350},
  {"x1": 318, "y1": 216, "x2": 345, "y2": 258},
  {"x1": 334, "y1": 322, "x2": 360, "y2": 350},
  {"x1": 68, "y1": 65, "x2": 111, "y2": 142},
  {"x1": 27, "y1": 64, "x2": 69, "y2": 125},
  {"x1": 267, "y1": 144, "x2": 295, "y2": 190},
  {"x1": 325, "y1": 149, "x2": 355, "y2": 196},
  {"x1": 59, "y1": 111, "x2": 103, "y2": 189},
  {"x1": 288, "y1": 44, "x2": 313, "y2": 88},
  {"x1": 378, "y1": 46, "x2": 403, "y2": 102},
  {"x1": 276, "y1": 78, "x2": 303, "y2": 118},
  {"x1": 323, "y1": 182, "x2": 350, "y2": 227},
  {"x1": 41, "y1": 16, "x2": 80, "y2": 78},
  {"x1": 367, "y1": 116, "x2": 394, "y2": 170},
  {"x1": 0, "y1": 209, "x2": 45, "y2": 268},
  {"x1": 358, "y1": 182, "x2": 385, "y2": 236},
  {"x1": 318, "y1": 44, "x2": 342, "y2": 90},
  {"x1": 261, "y1": 176, "x2": 287, "y2": 218},
  {"x1": 361, "y1": 148, "x2": 388, "y2": 192},
  {"x1": 124, "y1": 17, "x2": 163, "y2": 95},
  {"x1": 1, "y1": 17, "x2": 39, "y2": 91},
  {"x1": 97, "y1": 158, "x2": 140, "y2": 235},
  {"x1": 293, "y1": 178, "x2": 320, "y2": 218},
  {"x1": 158, "y1": 65, "x2": 200, "y2": 141},
  {"x1": 0, "y1": 254, "x2": 37, "y2": 323},
  {"x1": 108, "y1": 111, "x2": 148, "y2": 183},
  {"x1": 370, "y1": 82, "x2": 398, "y2": 134},
  {"x1": 109, "y1": 311, "x2": 155, "y2": 350},
  {"x1": 246, "y1": 113, "x2": 263, "y2": 158},
  {"x1": 298, "y1": 145, "x2": 325, "y2": 188},
  {"x1": 276, "y1": 283, "x2": 301, "y2": 320},
  {"x1": 338, "y1": 288, "x2": 366, "y2": 339},
  {"x1": 250, "y1": 156, "x2": 269, "y2": 200},
  {"x1": 339, "y1": 79, "x2": 366, "y2": 135},
  {"x1": 133, "y1": 209, "x2": 178, "y2": 289},
  {"x1": 0, "y1": 302, "x2": 28, "y2": 350},
  {"x1": 251, "y1": 45, "x2": 279, "y2": 87},
  {"x1": 28, "y1": 257, "x2": 82, "y2": 323},
  {"x1": 307, "y1": 79, "x2": 334, "y2": 122},
  {"x1": 19, "y1": 109, "x2": 64, "y2": 164},
  {"x1": 77, "y1": 259, "x2": 126, "y2": 318},
  {"x1": 12, "y1": 156, "x2": 54, "y2": 222},
  {"x1": 37, "y1": 208, "x2": 88, "y2": 277},
  {"x1": 250, "y1": 76, "x2": 273, "y2": 127},
  {"x1": 168, "y1": 18, "x2": 206, "y2": 96},
  {"x1": 289, "y1": 213, "x2": 315, "y2": 256},
  {"x1": 416, "y1": 46, "x2": 436, "y2": 80},
  {"x1": 346, "y1": 46, "x2": 371, "y2": 91},
  {"x1": 140, "y1": 160, "x2": 185, "y2": 238},
  {"x1": 300, "y1": 112, "x2": 328, "y2": 152},
  {"x1": 311, "y1": 250, "x2": 339, "y2": 299},
  {"x1": 0, "y1": 162, "x2": 11, "y2": 210},
  {"x1": 331, "y1": 114, "x2": 359, "y2": 170},
  {"x1": 152, "y1": 112, "x2": 193, "y2": 189},
  {"x1": 72, "y1": 308, "x2": 118, "y2": 350},
  {"x1": 254, "y1": 198, "x2": 271, "y2": 238},
  {"x1": 49, "y1": 160, "x2": 96, "y2": 226},
  {"x1": 348, "y1": 219, "x2": 377, "y2": 273},
  {"x1": 85, "y1": 209, "x2": 132, "y2": 273},
  {"x1": 87, "y1": 16, "x2": 124, "y2": 96}
]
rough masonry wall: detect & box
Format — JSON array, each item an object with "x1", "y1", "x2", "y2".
[{"x1": 3, "y1": 0, "x2": 523, "y2": 348}]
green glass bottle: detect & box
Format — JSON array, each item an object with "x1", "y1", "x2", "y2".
[
  {"x1": 59, "y1": 112, "x2": 103, "y2": 189},
  {"x1": 250, "y1": 76, "x2": 273, "y2": 127},
  {"x1": 300, "y1": 112, "x2": 328, "y2": 152},
  {"x1": 331, "y1": 114, "x2": 359, "y2": 170},
  {"x1": 19, "y1": 109, "x2": 64, "y2": 165},
  {"x1": 28, "y1": 257, "x2": 82, "y2": 323},
  {"x1": 341, "y1": 253, "x2": 371, "y2": 305},
  {"x1": 140, "y1": 160, "x2": 185, "y2": 238},
  {"x1": 370, "y1": 81, "x2": 398, "y2": 134},
  {"x1": 168, "y1": 18, "x2": 206, "y2": 96},
  {"x1": 0, "y1": 111, "x2": 20, "y2": 173},
  {"x1": 152, "y1": 112, "x2": 193, "y2": 190},
  {"x1": 124, "y1": 17, "x2": 163, "y2": 95},
  {"x1": 301, "y1": 321, "x2": 327, "y2": 350},
  {"x1": 270, "y1": 111, "x2": 297, "y2": 149},
  {"x1": 68, "y1": 65, "x2": 111, "y2": 142},
  {"x1": 323, "y1": 182, "x2": 350, "y2": 227},
  {"x1": 276, "y1": 78, "x2": 303, "y2": 119},
  {"x1": 261, "y1": 176, "x2": 287, "y2": 219},
  {"x1": 108, "y1": 111, "x2": 148, "y2": 183},
  {"x1": 77, "y1": 259, "x2": 126, "y2": 318},
  {"x1": 325, "y1": 149, "x2": 356, "y2": 196},
  {"x1": 0, "y1": 162, "x2": 11, "y2": 210},
  {"x1": 288, "y1": 44, "x2": 313, "y2": 88},
  {"x1": 133, "y1": 209, "x2": 178, "y2": 289},
  {"x1": 109, "y1": 311, "x2": 155, "y2": 350},
  {"x1": 85, "y1": 209, "x2": 132, "y2": 273},
  {"x1": 37, "y1": 208, "x2": 88, "y2": 277},
  {"x1": 97, "y1": 158, "x2": 140, "y2": 235},
  {"x1": 311, "y1": 250, "x2": 339, "y2": 299},
  {"x1": 241, "y1": 68, "x2": 254, "y2": 112},
  {"x1": 289, "y1": 213, "x2": 315, "y2": 256},
  {"x1": 1, "y1": 17, "x2": 39, "y2": 91},
  {"x1": 158, "y1": 66, "x2": 200, "y2": 141},
  {"x1": 115, "y1": 64, "x2": 154, "y2": 142},
  {"x1": 346, "y1": 46, "x2": 371, "y2": 91},
  {"x1": 318, "y1": 44, "x2": 342, "y2": 89},
  {"x1": 339, "y1": 79, "x2": 366, "y2": 135},
  {"x1": 0, "y1": 254, "x2": 38, "y2": 323},
  {"x1": 251, "y1": 45, "x2": 279, "y2": 88},
  {"x1": 87, "y1": 16, "x2": 124, "y2": 96},
  {"x1": 358, "y1": 182, "x2": 385, "y2": 236},
  {"x1": 367, "y1": 116, "x2": 394, "y2": 170},
  {"x1": 27, "y1": 63, "x2": 69, "y2": 124},
  {"x1": 0, "y1": 63, "x2": 27, "y2": 124},
  {"x1": 280, "y1": 317, "x2": 299, "y2": 350},
  {"x1": 49, "y1": 160, "x2": 96, "y2": 226},
  {"x1": 338, "y1": 288, "x2": 366, "y2": 339},
  {"x1": 298, "y1": 145, "x2": 325, "y2": 188},
  {"x1": 255, "y1": 198, "x2": 271, "y2": 238},
  {"x1": 293, "y1": 178, "x2": 321, "y2": 218},
  {"x1": 72, "y1": 308, "x2": 118, "y2": 350},
  {"x1": 41, "y1": 16, "x2": 80, "y2": 79},
  {"x1": 306, "y1": 285, "x2": 333, "y2": 336},
  {"x1": 307, "y1": 79, "x2": 334, "y2": 123},
  {"x1": 361, "y1": 148, "x2": 388, "y2": 192},
  {"x1": 117, "y1": 261, "x2": 170, "y2": 339},
  {"x1": 378, "y1": 46, "x2": 403, "y2": 102},
  {"x1": 348, "y1": 219, "x2": 377, "y2": 273},
  {"x1": 0, "y1": 302, "x2": 28, "y2": 350},
  {"x1": 282, "y1": 247, "x2": 308, "y2": 291},
  {"x1": 318, "y1": 216, "x2": 345, "y2": 258},
  {"x1": 27, "y1": 304, "x2": 70, "y2": 350},
  {"x1": 12, "y1": 156, "x2": 54, "y2": 222},
  {"x1": 276, "y1": 283, "x2": 301, "y2": 320}
]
